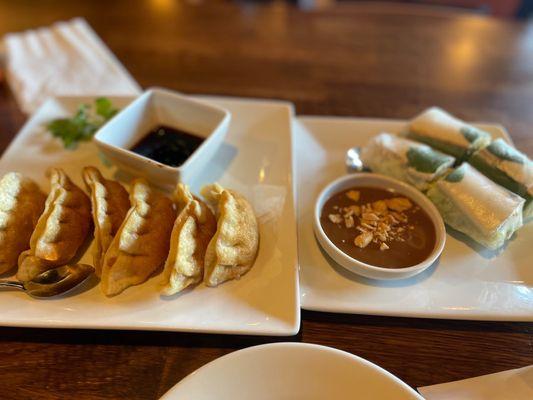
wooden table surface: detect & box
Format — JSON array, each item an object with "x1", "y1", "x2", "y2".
[{"x1": 0, "y1": 1, "x2": 532, "y2": 399}]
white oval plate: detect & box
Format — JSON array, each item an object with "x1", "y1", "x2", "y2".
[{"x1": 161, "y1": 343, "x2": 423, "y2": 400}]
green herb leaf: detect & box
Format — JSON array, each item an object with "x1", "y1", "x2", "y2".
[
  {"x1": 46, "y1": 98, "x2": 119, "y2": 149},
  {"x1": 95, "y1": 97, "x2": 118, "y2": 120}
]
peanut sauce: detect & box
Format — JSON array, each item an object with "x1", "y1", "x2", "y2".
[{"x1": 320, "y1": 187, "x2": 436, "y2": 269}]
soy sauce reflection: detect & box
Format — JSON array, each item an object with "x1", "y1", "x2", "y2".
[{"x1": 130, "y1": 125, "x2": 205, "y2": 167}]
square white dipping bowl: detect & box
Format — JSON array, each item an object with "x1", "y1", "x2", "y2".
[{"x1": 94, "y1": 88, "x2": 231, "y2": 187}]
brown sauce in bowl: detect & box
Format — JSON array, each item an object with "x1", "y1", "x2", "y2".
[{"x1": 320, "y1": 187, "x2": 436, "y2": 269}]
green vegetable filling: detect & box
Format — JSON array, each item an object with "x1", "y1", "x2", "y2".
[
  {"x1": 470, "y1": 147, "x2": 531, "y2": 200},
  {"x1": 460, "y1": 126, "x2": 487, "y2": 143},
  {"x1": 407, "y1": 131, "x2": 465, "y2": 159},
  {"x1": 445, "y1": 165, "x2": 466, "y2": 182},
  {"x1": 406, "y1": 146, "x2": 453, "y2": 173},
  {"x1": 487, "y1": 139, "x2": 525, "y2": 164}
]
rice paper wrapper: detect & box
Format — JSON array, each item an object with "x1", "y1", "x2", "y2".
[
  {"x1": 427, "y1": 163, "x2": 524, "y2": 249},
  {"x1": 469, "y1": 138, "x2": 533, "y2": 219},
  {"x1": 360, "y1": 132, "x2": 454, "y2": 191},
  {"x1": 408, "y1": 107, "x2": 491, "y2": 160}
]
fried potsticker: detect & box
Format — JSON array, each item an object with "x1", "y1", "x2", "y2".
[{"x1": 200, "y1": 183, "x2": 259, "y2": 287}]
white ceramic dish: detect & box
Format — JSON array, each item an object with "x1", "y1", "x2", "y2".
[
  {"x1": 0, "y1": 95, "x2": 299, "y2": 335},
  {"x1": 160, "y1": 343, "x2": 424, "y2": 400},
  {"x1": 314, "y1": 173, "x2": 446, "y2": 280},
  {"x1": 295, "y1": 116, "x2": 533, "y2": 321},
  {"x1": 94, "y1": 88, "x2": 230, "y2": 188}
]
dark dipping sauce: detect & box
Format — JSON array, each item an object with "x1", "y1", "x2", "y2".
[
  {"x1": 130, "y1": 125, "x2": 204, "y2": 167},
  {"x1": 320, "y1": 187, "x2": 436, "y2": 269}
]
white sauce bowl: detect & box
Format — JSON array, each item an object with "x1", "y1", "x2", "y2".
[
  {"x1": 94, "y1": 87, "x2": 230, "y2": 189},
  {"x1": 314, "y1": 173, "x2": 446, "y2": 280}
]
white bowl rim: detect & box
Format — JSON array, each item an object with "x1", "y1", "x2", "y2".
[
  {"x1": 93, "y1": 87, "x2": 231, "y2": 172},
  {"x1": 314, "y1": 173, "x2": 446, "y2": 276},
  {"x1": 162, "y1": 342, "x2": 423, "y2": 399}
]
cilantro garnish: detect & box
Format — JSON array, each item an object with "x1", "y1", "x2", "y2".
[{"x1": 46, "y1": 97, "x2": 118, "y2": 149}]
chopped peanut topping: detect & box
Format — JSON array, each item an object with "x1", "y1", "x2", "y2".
[
  {"x1": 354, "y1": 231, "x2": 373, "y2": 248},
  {"x1": 344, "y1": 205, "x2": 361, "y2": 217},
  {"x1": 344, "y1": 215, "x2": 355, "y2": 228},
  {"x1": 328, "y1": 213, "x2": 342, "y2": 224},
  {"x1": 346, "y1": 190, "x2": 360, "y2": 202},
  {"x1": 372, "y1": 200, "x2": 388, "y2": 214},
  {"x1": 362, "y1": 212, "x2": 379, "y2": 222},
  {"x1": 385, "y1": 197, "x2": 412, "y2": 212},
  {"x1": 327, "y1": 192, "x2": 415, "y2": 251}
]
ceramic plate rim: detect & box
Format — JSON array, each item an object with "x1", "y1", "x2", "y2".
[{"x1": 161, "y1": 342, "x2": 424, "y2": 399}]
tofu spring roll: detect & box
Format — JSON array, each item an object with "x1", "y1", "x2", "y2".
[
  {"x1": 469, "y1": 139, "x2": 532, "y2": 220},
  {"x1": 426, "y1": 163, "x2": 524, "y2": 249},
  {"x1": 360, "y1": 133, "x2": 455, "y2": 191},
  {"x1": 407, "y1": 107, "x2": 491, "y2": 160}
]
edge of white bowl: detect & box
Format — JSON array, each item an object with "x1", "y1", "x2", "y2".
[{"x1": 160, "y1": 342, "x2": 424, "y2": 400}]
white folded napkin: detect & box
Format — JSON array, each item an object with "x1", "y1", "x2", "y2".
[
  {"x1": 418, "y1": 365, "x2": 533, "y2": 400},
  {"x1": 3, "y1": 17, "x2": 141, "y2": 114}
]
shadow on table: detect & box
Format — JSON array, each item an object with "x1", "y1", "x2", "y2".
[
  {"x1": 0, "y1": 326, "x2": 302, "y2": 348},
  {"x1": 0, "y1": 310, "x2": 528, "y2": 349},
  {"x1": 301, "y1": 310, "x2": 533, "y2": 335}
]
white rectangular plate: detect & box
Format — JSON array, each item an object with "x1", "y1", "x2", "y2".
[
  {"x1": 295, "y1": 116, "x2": 532, "y2": 321},
  {"x1": 0, "y1": 95, "x2": 300, "y2": 335}
]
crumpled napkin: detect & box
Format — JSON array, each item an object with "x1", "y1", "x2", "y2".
[
  {"x1": 418, "y1": 365, "x2": 533, "y2": 400},
  {"x1": 2, "y1": 17, "x2": 141, "y2": 114}
]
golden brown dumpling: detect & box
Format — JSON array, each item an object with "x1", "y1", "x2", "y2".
[
  {"x1": 101, "y1": 179, "x2": 176, "y2": 296},
  {"x1": 200, "y1": 183, "x2": 259, "y2": 287},
  {"x1": 17, "y1": 168, "x2": 91, "y2": 281},
  {"x1": 0, "y1": 173, "x2": 46, "y2": 275},
  {"x1": 83, "y1": 166, "x2": 130, "y2": 277},
  {"x1": 161, "y1": 184, "x2": 216, "y2": 296},
  {"x1": 17, "y1": 250, "x2": 54, "y2": 282}
]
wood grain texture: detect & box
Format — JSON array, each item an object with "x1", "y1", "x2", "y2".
[{"x1": 0, "y1": 1, "x2": 532, "y2": 399}]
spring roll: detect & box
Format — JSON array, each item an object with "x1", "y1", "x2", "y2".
[
  {"x1": 469, "y1": 139, "x2": 532, "y2": 220},
  {"x1": 426, "y1": 163, "x2": 524, "y2": 249},
  {"x1": 407, "y1": 107, "x2": 491, "y2": 160},
  {"x1": 361, "y1": 133, "x2": 455, "y2": 191}
]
